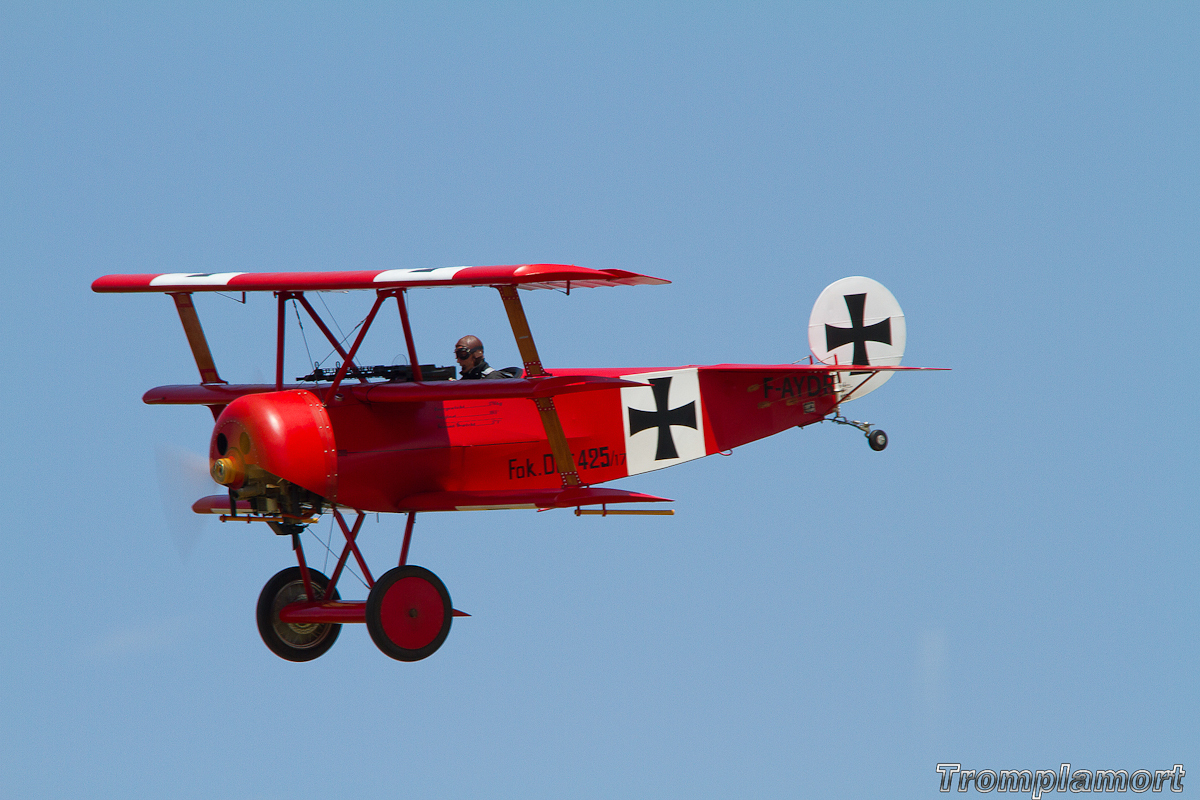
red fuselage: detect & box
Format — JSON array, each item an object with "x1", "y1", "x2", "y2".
[{"x1": 268, "y1": 365, "x2": 837, "y2": 511}]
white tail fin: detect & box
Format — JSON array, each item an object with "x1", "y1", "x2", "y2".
[{"x1": 808, "y1": 277, "x2": 906, "y2": 402}]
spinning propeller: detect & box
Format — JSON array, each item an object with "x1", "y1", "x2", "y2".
[{"x1": 154, "y1": 444, "x2": 214, "y2": 559}]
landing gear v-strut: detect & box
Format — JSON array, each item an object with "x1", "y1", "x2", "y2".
[{"x1": 254, "y1": 510, "x2": 464, "y2": 662}]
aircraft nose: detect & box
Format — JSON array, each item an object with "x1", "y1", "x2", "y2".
[
  {"x1": 210, "y1": 422, "x2": 249, "y2": 488},
  {"x1": 208, "y1": 389, "x2": 337, "y2": 501}
]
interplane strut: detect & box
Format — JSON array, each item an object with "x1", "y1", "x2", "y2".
[{"x1": 496, "y1": 285, "x2": 582, "y2": 488}]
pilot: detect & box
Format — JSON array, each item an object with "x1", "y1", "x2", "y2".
[{"x1": 455, "y1": 335, "x2": 506, "y2": 380}]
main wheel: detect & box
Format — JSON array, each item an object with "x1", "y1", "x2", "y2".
[
  {"x1": 366, "y1": 565, "x2": 452, "y2": 662},
  {"x1": 868, "y1": 429, "x2": 888, "y2": 451},
  {"x1": 256, "y1": 567, "x2": 342, "y2": 662}
]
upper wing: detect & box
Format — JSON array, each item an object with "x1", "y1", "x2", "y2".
[{"x1": 92, "y1": 264, "x2": 669, "y2": 293}]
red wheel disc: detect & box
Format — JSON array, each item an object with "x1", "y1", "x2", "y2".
[
  {"x1": 366, "y1": 565, "x2": 453, "y2": 661},
  {"x1": 378, "y1": 575, "x2": 446, "y2": 650}
]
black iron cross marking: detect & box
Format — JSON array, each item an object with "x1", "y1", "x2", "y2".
[
  {"x1": 628, "y1": 377, "x2": 697, "y2": 461},
  {"x1": 825, "y1": 293, "x2": 891, "y2": 366}
]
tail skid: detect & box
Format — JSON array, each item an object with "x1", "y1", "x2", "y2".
[{"x1": 821, "y1": 413, "x2": 890, "y2": 451}]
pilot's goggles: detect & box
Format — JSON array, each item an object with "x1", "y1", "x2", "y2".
[{"x1": 454, "y1": 348, "x2": 476, "y2": 360}]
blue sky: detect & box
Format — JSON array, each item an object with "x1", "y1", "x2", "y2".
[{"x1": 2, "y1": 3, "x2": 1196, "y2": 798}]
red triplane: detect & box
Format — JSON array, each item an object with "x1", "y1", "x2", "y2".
[{"x1": 93, "y1": 265, "x2": 942, "y2": 662}]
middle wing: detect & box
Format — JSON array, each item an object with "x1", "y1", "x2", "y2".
[{"x1": 142, "y1": 375, "x2": 648, "y2": 407}]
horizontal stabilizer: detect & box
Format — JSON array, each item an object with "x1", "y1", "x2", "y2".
[{"x1": 704, "y1": 363, "x2": 947, "y2": 373}]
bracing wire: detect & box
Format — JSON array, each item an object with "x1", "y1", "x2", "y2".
[
  {"x1": 320, "y1": 512, "x2": 332, "y2": 574},
  {"x1": 305, "y1": 521, "x2": 370, "y2": 591},
  {"x1": 319, "y1": 294, "x2": 347, "y2": 343},
  {"x1": 292, "y1": 299, "x2": 315, "y2": 370},
  {"x1": 310, "y1": 293, "x2": 366, "y2": 369}
]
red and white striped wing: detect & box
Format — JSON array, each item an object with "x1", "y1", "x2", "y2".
[{"x1": 92, "y1": 264, "x2": 669, "y2": 293}]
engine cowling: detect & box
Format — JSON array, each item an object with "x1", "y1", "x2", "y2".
[{"x1": 209, "y1": 390, "x2": 337, "y2": 504}]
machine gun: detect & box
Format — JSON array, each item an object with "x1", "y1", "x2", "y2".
[{"x1": 296, "y1": 363, "x2": 457, "y2": 383}]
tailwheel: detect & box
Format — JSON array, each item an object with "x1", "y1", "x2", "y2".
[
  {"x1": 366, "y1": 565, "x2": 452, "y2": 662},
  {"x1": 824, "y1": 413, "x2": 889, "y2": 451},
  {"x1": 257, "y1": 567, "x2": 342, "y2": 662}
]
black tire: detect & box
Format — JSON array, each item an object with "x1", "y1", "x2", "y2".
[
  {"x1": 256, "y1": 567, "x2": 342, "y2": 662},
  {"x1": 366, "y1": 565, "x2": 452, "y2": 662},
  {"x1": 868, "y1": 429, "x2": 888, "y2": 451}
]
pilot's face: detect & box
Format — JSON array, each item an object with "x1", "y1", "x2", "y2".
[{"x1": 455, "y1": 346, "x2": 482, "y2": 369}]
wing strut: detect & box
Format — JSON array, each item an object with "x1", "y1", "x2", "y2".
[
  {"x1": 496, "y1": 285, "x2": 582, "y2": 488},
  {"x1": 275, "y1": 292, "x2": 287, "y2": 390},
  {"x1": 170, "y1": 293, "x2": 225, "y2": 385},
  {"x1": 323, "y1": 292, "x2": 388, "y2": 405},
  {"x1": 394, "y1": 290, "x2": 423, "y2": 382}
]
